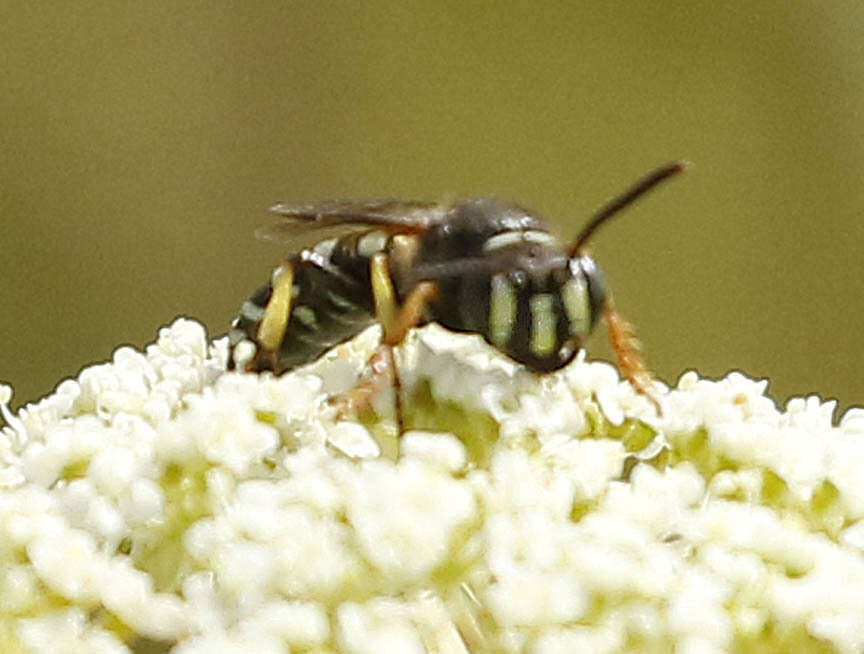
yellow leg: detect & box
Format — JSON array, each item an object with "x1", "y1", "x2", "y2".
[
  {"x1": 383, "y1": 282, "x2": 439, "y2": 346},
  {"x1": 336, "y1": 254, "x2": 438, "y2": 430},
  {"x1": 370, "y1": 253, "x2": 398, "y2": 338},
  {"x1": 253, "y1": 264, "x2": 295, "y2": 370},
  {"x1": 370, "y1": 252, "x2": 438, "y2": 344}
]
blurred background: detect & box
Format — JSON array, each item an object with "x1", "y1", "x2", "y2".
[{"x1": 1, "y1": 0, "x2": 863, "y2": 415}]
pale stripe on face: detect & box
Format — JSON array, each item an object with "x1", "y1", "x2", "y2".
[
  {"x1": 561, "y1": 277, "x2": 591, "y2": 336},
  {"x1": 488, "y1": 274, "x2": 517, "y2": 346},
  {"x1": 529, "y1": 293, "x2": 557, "y2": 357}
]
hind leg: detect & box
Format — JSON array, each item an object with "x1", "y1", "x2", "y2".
[{"x1": 334, "y1": 253, "x2": 438, "y2": 431}]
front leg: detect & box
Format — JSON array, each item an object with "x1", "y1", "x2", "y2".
[{"x1": 604, "y1": 295, "x2": 663, "y2": 415}]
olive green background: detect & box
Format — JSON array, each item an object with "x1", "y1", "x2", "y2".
[{"x1": 2, "y1": 1, "x2": 863, "y2": 415}]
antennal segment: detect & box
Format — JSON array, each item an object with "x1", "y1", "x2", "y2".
[{"x1": 570, "y1": 160, "x2": 688, "y2": 255}]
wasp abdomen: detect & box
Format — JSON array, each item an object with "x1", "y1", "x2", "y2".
[{"x1": 229, "y1": 232, "x2": 388, "y2": 373}]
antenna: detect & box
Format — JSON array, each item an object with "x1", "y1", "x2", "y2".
[{"x1": 570, "y1": 160, "x2": 688, "y2": 255}]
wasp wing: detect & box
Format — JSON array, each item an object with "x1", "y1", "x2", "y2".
[{"x1": 256, "y1": 199, "x2": 449, "y2": 243}]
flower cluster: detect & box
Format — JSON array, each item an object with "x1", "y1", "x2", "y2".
[{"x1": 1, "y1": 319, "x2": 863, "y2": 653}]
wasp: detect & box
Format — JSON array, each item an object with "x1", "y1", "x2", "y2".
[{"x1": 228, "y1": 162, "x2": 686, "y2": 419}]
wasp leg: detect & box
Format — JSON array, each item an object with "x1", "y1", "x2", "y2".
[
  {"x1": 380, "y1": 284, "x2": 439, "y2": 347},
  {"x1": 249, "y1": 263, "x2": 295, "y2": 372},
  {"x1": 336, "y1": 253, "x2": 438, "y2": 432},
  {"x1": 604, "y1": 296, "x2": 663, "y2": 415},
  {"x1": 334, "y1": 344, "x2": 396, "y2": 417}
]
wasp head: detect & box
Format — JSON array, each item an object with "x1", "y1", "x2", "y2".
[{"x1": 485, "y1": 240, "x2": 606, "y2": 373}]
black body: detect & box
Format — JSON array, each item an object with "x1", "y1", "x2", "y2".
[{"x1": 229, "y1": 198, "x2": 607, "y2": 374}]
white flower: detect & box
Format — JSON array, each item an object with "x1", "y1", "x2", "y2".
[{"x1": 0, "y1": 317, "x2": 863, "y2": 653}]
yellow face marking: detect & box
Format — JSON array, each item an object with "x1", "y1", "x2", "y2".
[
  {"x1": 561, "y1": 278, "x2": 591, "y2": 335},
  {"x1": 370, "y1": 253, "x2": 398, "y2": 338},
  {"x1": 257, "y1": 264, "x2": 295, "y2": 351},
  {"x1": 489, "y1": 275, "x2": 516, "y2": 346},
  {"x1": 529, "y1": 293, "x2": 557, "y2": 357}
]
